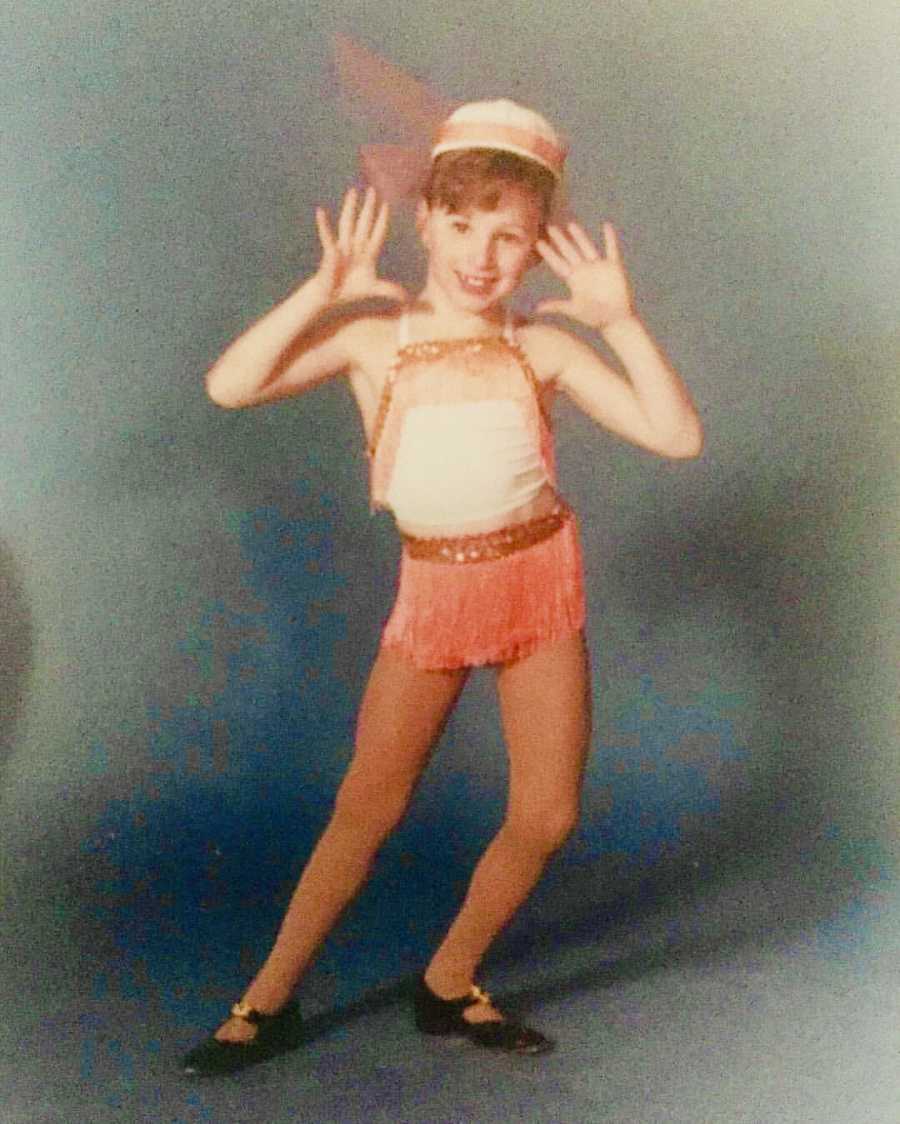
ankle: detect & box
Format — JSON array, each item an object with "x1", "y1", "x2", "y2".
[
  {"x1": 240, "y1": 989, "x2": 291, "y2": 1016},
  {"x1": 423, "y1": 967, "x2": 474, "y2": 1000},
  {"x1": 240, "y1": 971, "x2": 297, "y2": 1016}
]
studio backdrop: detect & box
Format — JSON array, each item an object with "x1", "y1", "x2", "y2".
[{"x1": 2, "y1": 0, "x2": 897, "y2": 1022}]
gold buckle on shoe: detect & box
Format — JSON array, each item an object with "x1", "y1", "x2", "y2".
[{"x1": 230, "y1": 1001, "x2": 261, "y2": 1024}]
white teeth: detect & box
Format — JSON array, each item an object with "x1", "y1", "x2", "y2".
[{"x1": 459, "y1": 274, "x2": 494, "y2": 291}]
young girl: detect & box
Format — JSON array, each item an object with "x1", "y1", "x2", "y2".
[{"x1": 183, "y1": 99, "x2": 703, "y2": 1075}]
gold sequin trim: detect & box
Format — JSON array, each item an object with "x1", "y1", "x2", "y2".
[
  {"x1": 367, "y1": 356, "x2": 400, "y2": 460},
  {"x1": 401, "y1": 506, "x2": 569, "y2": 563},
  {"x1": 367, "y1": 335, "x2": 550, "y2": 460},
  {"x1": 505, "y1": 339, "x2": 553, "y2": 429}
]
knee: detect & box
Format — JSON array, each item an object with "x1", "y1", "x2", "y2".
[{"x1": 504, "y1": 802, "x2": 580, "y2": 858}]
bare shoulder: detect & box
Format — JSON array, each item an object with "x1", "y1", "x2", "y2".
[
  {"x1": 338, "y1": 310, "x2": 401, "y2": 379},
  {"x1": 514, "y1": 319, "x2": 581, "y2": 383}
]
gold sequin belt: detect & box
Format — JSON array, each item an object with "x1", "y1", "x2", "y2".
[{"x1": 401, "y1": 504, "x2": 570, "y2": 563}]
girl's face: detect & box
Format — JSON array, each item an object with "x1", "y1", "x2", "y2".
[{"x1": 417, "y1": 181, "x2": 544, "y2": 315}]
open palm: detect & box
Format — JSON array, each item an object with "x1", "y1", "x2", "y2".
[
  {"x1": 535, "y1": 221, "x2": 635, "y2": 329},
  {"x1": 314, "y1": 186, "x2": 406, "y2": 305}
]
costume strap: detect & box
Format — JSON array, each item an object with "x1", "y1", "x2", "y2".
[
  {"x1": 367, "y1": 314, "x2": 406, "y2": 460},
  {"x1": 503, "y1": 309, "x2": 516, "y2": 346},
  {"x1": 398, "y1": 309, "x2": 411, "y2": 348}
]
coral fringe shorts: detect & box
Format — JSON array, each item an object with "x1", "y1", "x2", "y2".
[{"x1": 381, "y1": 505, "x2": 586, "y2": 670}]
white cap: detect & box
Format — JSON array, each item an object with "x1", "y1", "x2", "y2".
[{"x1": 431, "y1": 99, "x2": 567, "y2": 179}]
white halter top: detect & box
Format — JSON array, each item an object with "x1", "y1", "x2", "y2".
[{"x1": 368, "y1": 311, "x2": 556, "y2": 531}]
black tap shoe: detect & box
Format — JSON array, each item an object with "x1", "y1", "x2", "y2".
[
  {"x1": 182, "y1": 1000, "x2": 305, "y2": 1076},
  {"x1": 413, "y1": 977, "x2": 554, "y2": 1055}
]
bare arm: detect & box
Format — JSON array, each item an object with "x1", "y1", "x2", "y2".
[
  {"x1": 206, "y1": 188, "x2": 405, "y2": 409},
  {"x1": 535, "y1": 222, "x2": 704, "y2": 459}
]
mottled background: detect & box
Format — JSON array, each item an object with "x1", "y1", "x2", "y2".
[{"x1": 3, "y1": 1, "x2": 898, "y2": 1119}]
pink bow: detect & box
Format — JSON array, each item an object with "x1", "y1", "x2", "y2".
[{"x1": 332, "y1": 35, "x2": 459, "y2": 203}]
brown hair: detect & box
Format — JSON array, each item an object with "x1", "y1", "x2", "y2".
[{"x1": 422, "y1": 149, "x2": 556, "y2": 224}]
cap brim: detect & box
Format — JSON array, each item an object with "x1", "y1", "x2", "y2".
[{"x1": 431, "y1": 140, "x2": 562, "y2": 179}]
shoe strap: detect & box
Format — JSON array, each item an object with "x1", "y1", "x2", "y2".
[
  {"x1": 469, "y1": 985, "x2": 492, "y2": 1007},
  {"x1": 230, "y1": 1001, "x2": 264, "y2": 1024},
  {"x1": 449, "y1": 984, "x2": 492, "y2": 1010}
]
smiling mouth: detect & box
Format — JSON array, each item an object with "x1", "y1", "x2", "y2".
[{"x1": 456, "y1": 272, "x2": 498, "y2": 296}]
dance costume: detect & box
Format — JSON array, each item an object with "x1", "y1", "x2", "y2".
[{"x1": 369, "y1": 313, "x2": 585, "y2": 669}]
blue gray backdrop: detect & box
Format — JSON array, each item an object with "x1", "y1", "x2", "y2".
[{"x1": 3, "y1": 0, "x2": 898, "y2": 1111}]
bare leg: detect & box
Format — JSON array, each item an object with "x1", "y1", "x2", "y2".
[
  {"x1": 423, "y1": 632, "x2": 591, "y2": 1022},
  {"x1": 216, "y1": 647, "x2": 468, "y2": 1042}
]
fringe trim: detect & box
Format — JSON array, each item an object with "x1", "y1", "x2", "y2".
[{"x1": 381, "y1": 514, "x2": 585, "y2": 670}]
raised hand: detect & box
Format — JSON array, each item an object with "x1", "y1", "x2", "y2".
[
  {"x1": 313, "y1": 186, "x2": 406, "y2": 305},
  {"x1": 535, "y1": 221, "x2": 635, "y2": 330}
]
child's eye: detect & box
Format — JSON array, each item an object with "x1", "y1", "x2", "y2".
[
  {"x1": 451, "y1": 220, "x2": 469, "y2": 233},
  {"x1": 500, "y1": 232, "x2": 523, "y2": 243}
]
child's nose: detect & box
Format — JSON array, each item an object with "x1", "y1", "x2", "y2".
[{"x1": 472, "y1": 238, "x2": 496, "y2": 270}]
